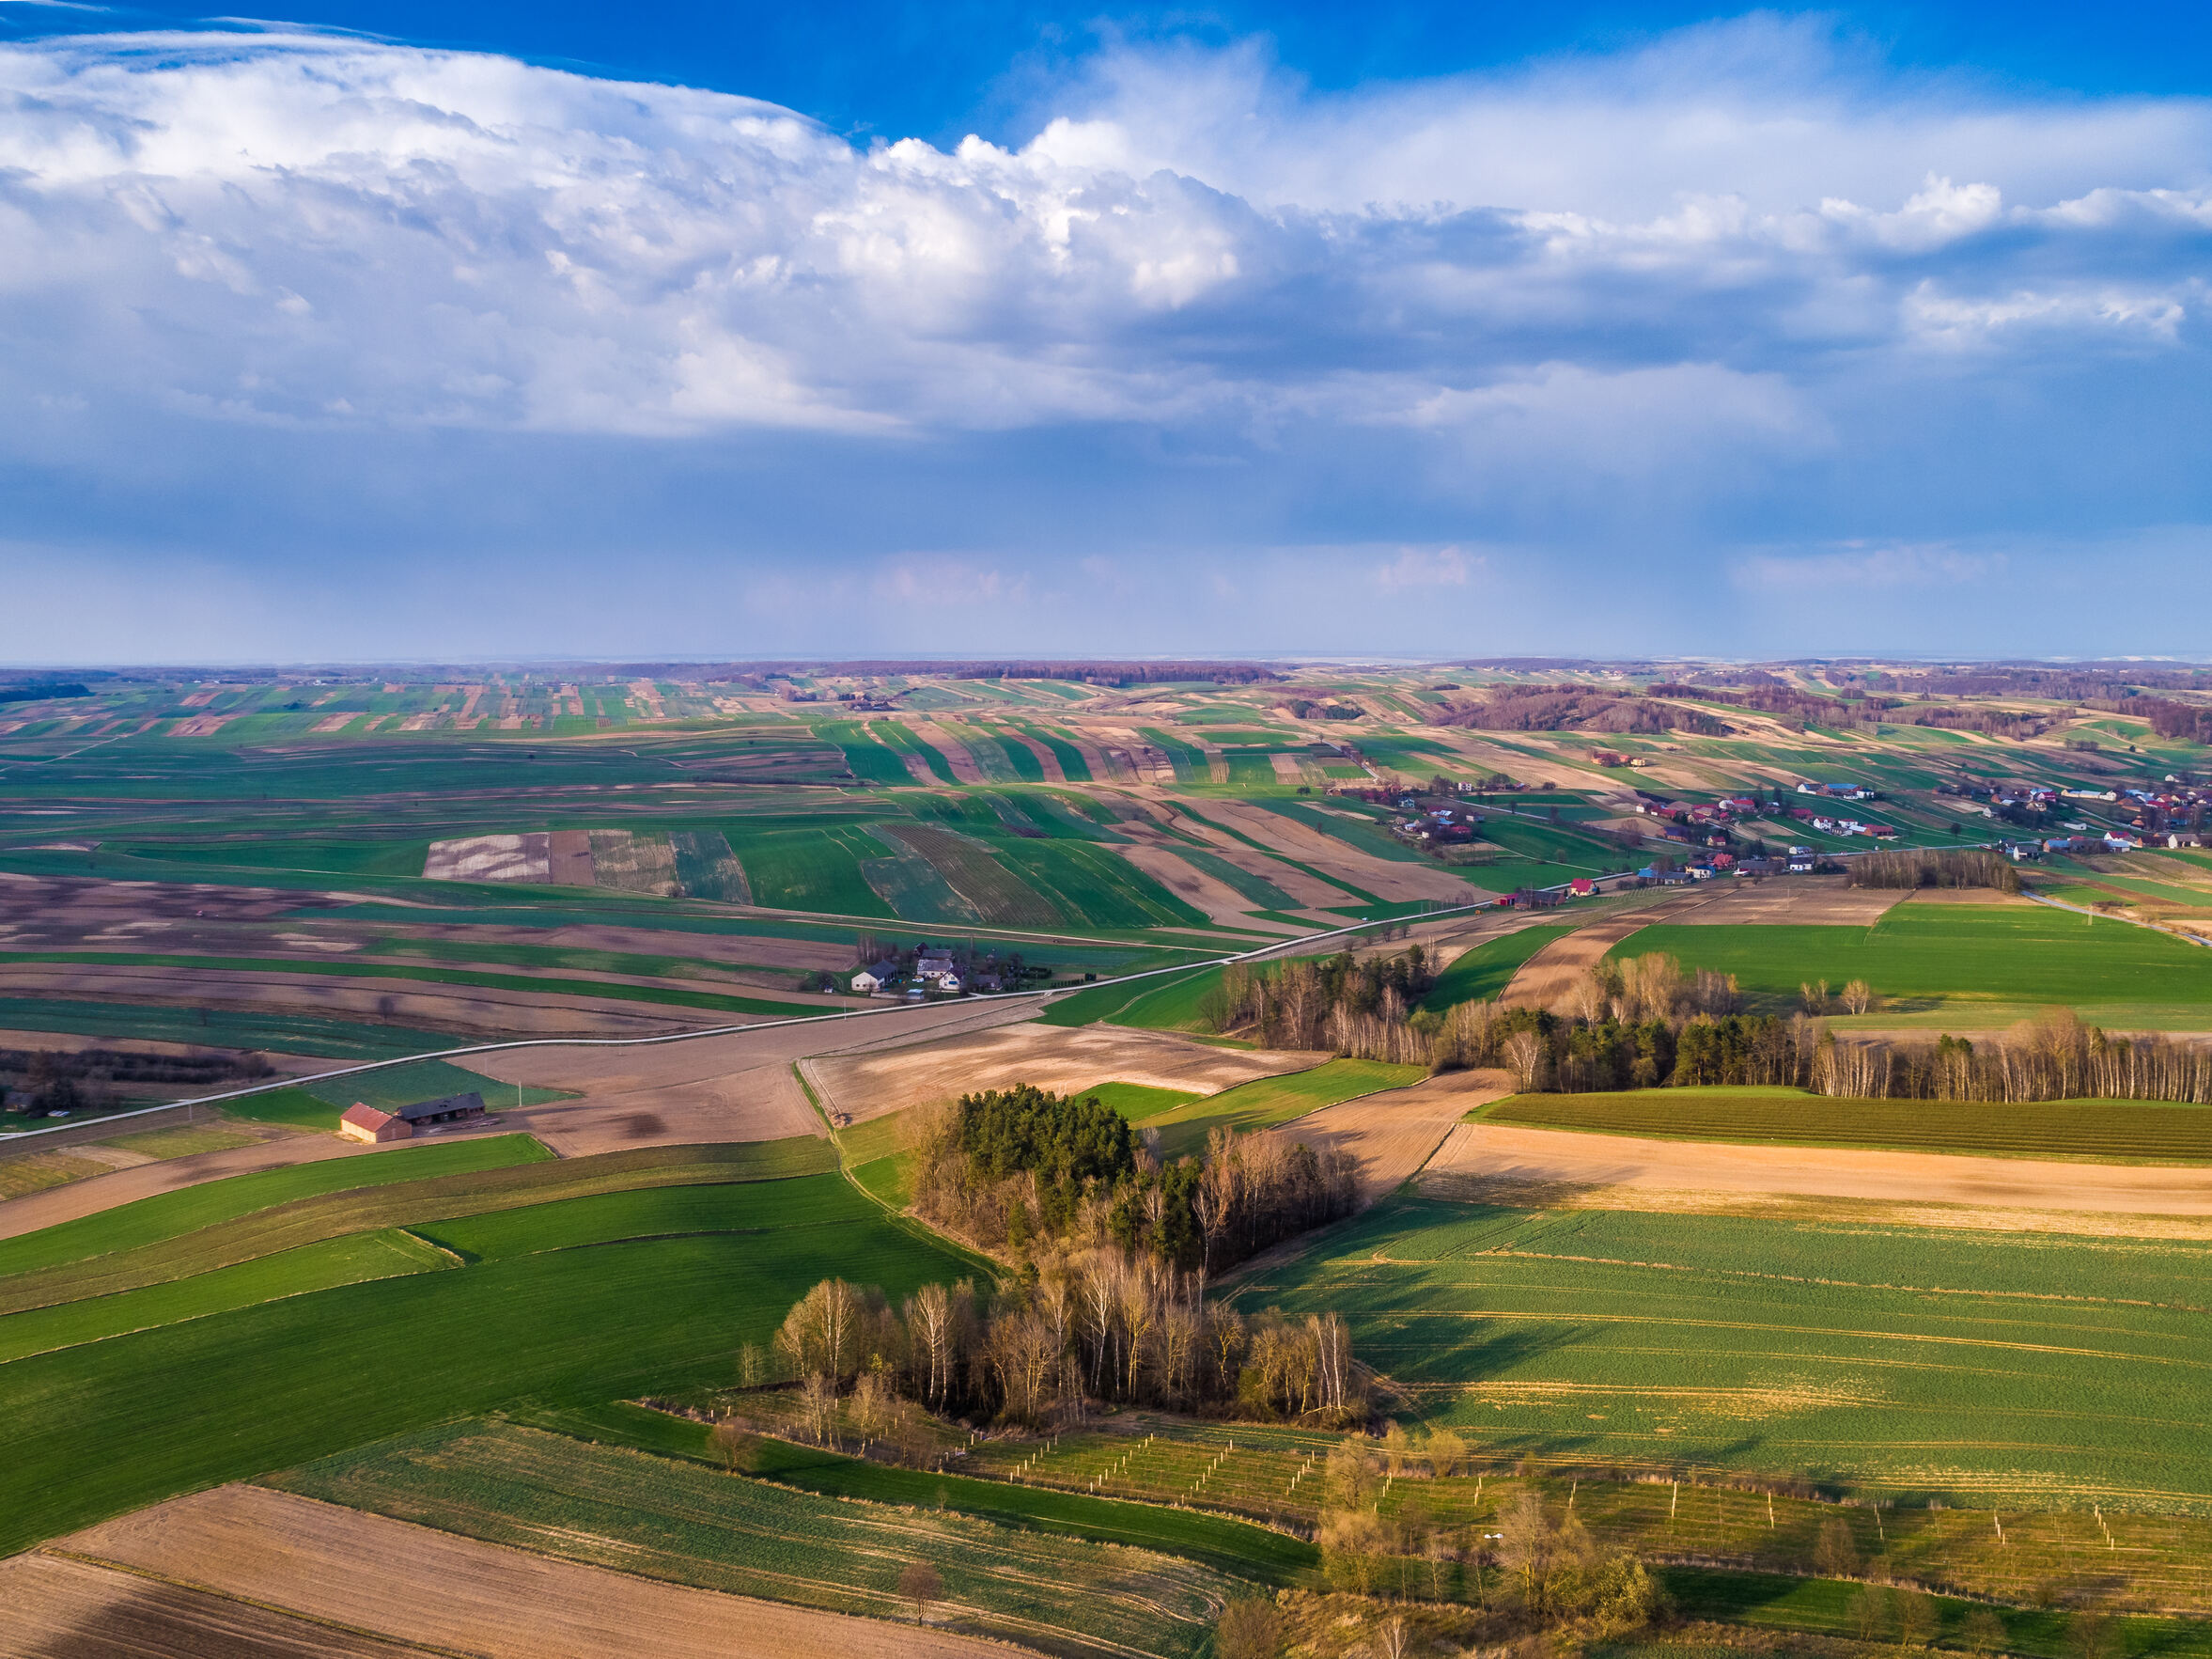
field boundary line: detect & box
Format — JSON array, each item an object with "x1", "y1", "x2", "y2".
[{"x1": 2025, "y1": 888, "x2": 2212, "y2": 947}]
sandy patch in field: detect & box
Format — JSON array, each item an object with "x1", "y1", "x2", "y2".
[
  {"x1": 179, "y1": 691, "x2": 216, "y2": 708},
  {"x1": 425, "y1": 833, "x2": 552, "y2": 883},
  {"x1": 898, "y1": 752, "x2": 936, "y2": 783},
  {"x1": 1425, "y1": 1121, "x2": 2212, "y2": 1234},
  {"x1": 0, "y1": 1552, "x2": 430, "y2": 1658},
  {"x1": 807, "y1": 1018, "x2": 1322, "y2": 1124},
  {"x1": 57, "y1": 1486, "x2": 1005, "y2": 1659},
  {"x1": 1176, "y1": 797, "x2": 1472, "y2": 903},
  {"x1": 1099, "y1": 727, "x2": 1179, "y2": 785},
  {"x1": 908, "y1": 719, "x2": 988, "y2": 783},
  {"x1": 1669, "y1": 877, "x2": 1906, "y2": 925},
  {"x1": 468, "y1": 996, "x2": 1035, "y2": 1152},
  {"x1": 1112, "y1": 841, "x2": 1301, "y2": 934},
  {"x1": 167, "y1": 715, "x2": 235, "y2": 737},
  {"x1": 1069, "y1": 736, "x2": 1124, "y2": 781},
  {"x1": 1287, "y1": 1067, "x2": 1511, "y2": 1199},
  {"x1": 1269, "y1": 752, "x2": 1308, "y2": 783},
  {"x1": 546, "y1": 828, "x2": 595, "y2": 888},
  {"x1": 0, "y1": 1133, "x2": 368, "y2": 1242},
  {"x1": 308, "y1": 713, "x2": 351, "y2": 732}
]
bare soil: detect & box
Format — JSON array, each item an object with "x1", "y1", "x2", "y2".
[
  {"x1": 55, "y1": 1486, "x2": 1008, "y2": 1659},
  {"x1": 1668, "y1": 878, "x2": 1907, "y2": 925},
  {"x1": 467, "y1": 996, "x2": 1036, "y2": 1154},
  {"x1": 1499, "y1": 888, "x2": 1739, "y2": 1010},
  {"x1": 807, "y1": 1019, "x2": 1322, "y2": 1124},
  {"x1": 0, "y1": 1551, "x2": 433, "y2": 1658},
  {"x1": 545, "y1": 829, "x2": 595, "y2": 888},
  {"x1": 1425, "y1": 1121, "x2": 2212, "y2": 1237},
  {"x1": 1289, "y1": 1067, "x2": 1512, "y2": 1199},
  {"x1": 423, "y1": 834, "x2": 553, "y2": 884}
]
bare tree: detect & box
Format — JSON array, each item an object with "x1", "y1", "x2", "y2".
[
  {"x1": 1214, "y1": 1599, "x2": 1285, "y2": 1659},
  {"x1": 1503, "y1": 1028, "x2": 1547, "y2": 1093},
  {"x1": 898, "y1": 1560, "x2": 943, "y2": 1625},
  {"x1": 1377, "y1": 1615, "x2": 1411, "y2": 1659},
  {"x1": 1960, "y1": 1608, "x2": 2008, "y2": 1654},
  {"x1": 799, "y1": 1371, "x2": 838, "y2": 1447},
  {"x1": 1843, "y1": 978, "x2": 1873, "y2": 1016},
  {"x1": 1813, "y1": 1517, "x2": 1859, "y2": 1578},
  {"x1": 1898, "y1": 1589, "x2": 1939, "y2": 1648},
  {"x1": 1425, "y1": 1427, "x2": 1466, "y2": 1478}
]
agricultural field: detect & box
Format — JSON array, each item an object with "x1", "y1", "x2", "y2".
[
  {"x1": 1243, "y1": 1194, "x2": 2212, "y2": 1510},
  {"x1": 270, "y1": 1418, "x2": 1241, "y2": 1658},
  {"x1": 1485, "y1": 1087, "x2": 2212, "y2": 1161},
  {"x1": 0, "y1": 1142, "x2": 958, "y2": 1554},
  {"x1": 10, "y1": 659, "x2": 2212, "y2": 1654},
  {"x1": 1616, "y1": 902, "x2": 2212, "y2": 1025}
]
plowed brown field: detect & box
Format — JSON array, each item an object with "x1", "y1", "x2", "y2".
[
  {"x1": 0, "y1": 1551, "x2": 431, "y2": 1657},
  {"x1": 1176, "y1": 798, "x2": 1471, "y2": 903},
  {"x1": 55, "y1": 1486, "x2": 1007, "y2": 1659},
  {"x1": 1287, "y1": 1066, "x2": 1511, "y2": 1199}
]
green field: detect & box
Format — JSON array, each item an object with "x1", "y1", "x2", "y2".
[
  {"x1": 1618, "y1": 902, "x2": 2212, "y2": 1016},
  {"x1": 727, "y1": 822, "x2": 899, "y2": 916},
  {"x1": 1243, "y1": 1194, "x2": 2212, "y2": 1507},
  {"x1": 0, "y1": 1229, "x2": 452, "y2": 1364},
  {"x1": 1143, "y1": 1058, "x2": 1422, "y2": 1159},
  {"x1": 270, "y1": 1418, "x2": 1238, "y2": 1657},
  {"x1": 1081, "y1": 1081, "x2": 1205, "y2": 1120},
  {"x1": 1487, "y1": 1087, "x2": 2212, "y2": 1161},
  {"x1": 1037, "y1": 966, "x2": 1222, "y2": 1029},
  {"x1": 0, "y1": 1134, "x2": 553, "y2": 1281},
  {"x1": 0, "y1": 1163, "x2": 964, "y2": 1554},
  {"x1": 1421, "y1": 925, "x2": 1573, "y2": 1010},
  {"x1": 0, "y1": 1139, "x2": 832, "y2": 1313}
]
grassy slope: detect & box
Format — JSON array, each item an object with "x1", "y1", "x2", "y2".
[
  {"x1": 0, "y1": 1171, "x2": 963, "y2": 1554},
  {"x1": 0, "y1": 1229, "x2": 453, "y2": 1364},
  {"x1": 1241, "y1": 1194, "x2": 2212, "y2": 1506},
  {"x1": 1420, "y1": 926, "x2": 1574, "y2": 1011},
  {"x1": 0, "y1": 1140, "x2": 833, "y2": 1313},
  {"x1": 0, "y1": 1134, "x2": 551, "y2": 1279},
  {"x1": 1486, "y1": 1087, "x2": 2212, "y2": 1161}
]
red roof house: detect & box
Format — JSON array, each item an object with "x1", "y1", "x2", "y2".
[{"x1": 339, "y1": 1103, "x2": 412, "y2": 1144}]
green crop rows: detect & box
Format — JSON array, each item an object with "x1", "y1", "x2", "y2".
[{"x1": 1243, "y1": 1195, "x2": 2212, "y2": 1508}]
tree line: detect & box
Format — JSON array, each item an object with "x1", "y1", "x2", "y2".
[{"x1": 1844, "y1": 848, "x2": 2020, "y2": 892}]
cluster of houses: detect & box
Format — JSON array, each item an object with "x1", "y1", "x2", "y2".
[
  {"x1": 849, "y1": 947, "x2": 1009, "y2": 999},
  {"x1": 1390, "y1": 796, "x2": 1483, "y2": 845}
]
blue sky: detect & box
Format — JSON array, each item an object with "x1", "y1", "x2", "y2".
[{"x1": 3, "y1": 1, "x2": 2210, "y2": 662}]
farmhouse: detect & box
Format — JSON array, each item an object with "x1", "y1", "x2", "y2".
[{"x1": 338, "y1": 1103, "x2": 409, "y2": 1143}]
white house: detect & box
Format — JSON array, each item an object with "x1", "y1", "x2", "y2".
[{"x1": 850, "y1": 968, "x2": 883, "y2": 994}]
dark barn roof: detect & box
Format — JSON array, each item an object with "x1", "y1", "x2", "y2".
[{"x1": 393, "y1": 1090, "x2": 487, "y2": 1122}]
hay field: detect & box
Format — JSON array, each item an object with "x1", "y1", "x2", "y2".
[
  {"x1": 54, "y1": 1484, "x2": 1008, "y2": 1659},
  {"x1": 1487, "y1": 1087, "x2": 2212, "y2": 1161},
  {"x1": 1427, "y1": 1120, "x2": 2212, "y2": 1230},
  {"x1": 1242, "y1": 1191, "x2": 2212, "y2": 1506},
  {"x1": 807, "y1": 1018, "x2": 1317, "y2": 1124}
]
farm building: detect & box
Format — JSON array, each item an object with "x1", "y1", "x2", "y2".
[
  {"x1": 338, "y1": 1103, "x2": 409, "y2": 1143},
  {"x1": 391, "y1": 1090, "x2": 488, "y2": 1127}
]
